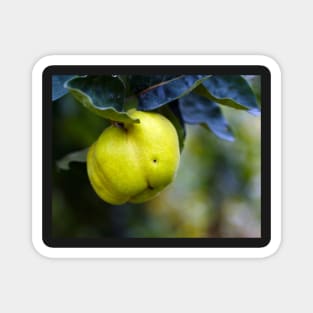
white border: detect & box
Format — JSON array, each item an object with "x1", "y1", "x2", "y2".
[{"x1": 32, "y1": 55, "x2": 281, "y2": 258}]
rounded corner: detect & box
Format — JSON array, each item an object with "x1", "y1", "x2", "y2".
[
  {"x1": 258, "y1": 235, "x2": 282, "y2": 259},
  {"x1": 32, "y1": 235, "x2": 55, "y2": 259},
  {"x1": 255, "y1": 54, "x2": 282, "y2": 77},
  {"x1": 32, "y1": 55, "x2": 59, "y2": 78}
]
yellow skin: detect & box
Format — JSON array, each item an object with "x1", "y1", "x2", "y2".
[{"x1": 87, "y1": 110, "x2": 180, "y2": 205}]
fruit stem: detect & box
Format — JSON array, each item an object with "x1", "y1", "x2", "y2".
[{"x1": 112, "y1": 121, "x2": 127, "y2": 132}]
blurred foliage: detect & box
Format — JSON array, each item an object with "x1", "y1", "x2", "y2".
[{"x1": 52, "y1": 75, "x2": 261, "y2": 238}]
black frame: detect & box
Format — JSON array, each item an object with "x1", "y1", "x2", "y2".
[{"x1": 43, "y1": 65, "x2": 271, "y2": 248}]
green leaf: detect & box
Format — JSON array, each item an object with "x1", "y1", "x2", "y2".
[
  {"x1": 179, "y1": 92, "x2": 234, "y2": 142},
  {"x1": 56, "y1": 147, "x2": 89, "y2": 170},
  {"x1": 65, "y1": 76, "x2": 139, "y2": 124},
  {"x1": 52, "y1": 75, "x2": 76, "y2": 101},
  {"x1": 128, "y1": 75, "x2": 178, "y2": 93},
  {"x1": 123, "y1": 95, "x2": 139, "y2": 111},
  {"x1": 243, "y1": 75, "x2": 261, "y2": 105},
  {"x1": 199, "y1": 75, "x2": 260, "y2": 115},
  {"x1": 138, "y1": 75, "x2": 211, "y2": 111},
  {"x1": 157, "y1": 101, "x2": 186, "y2": 152}
]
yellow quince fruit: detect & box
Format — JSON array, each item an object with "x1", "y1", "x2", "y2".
[{"x1": 87, "y1": 109, "x2": 180, "y2": 205}]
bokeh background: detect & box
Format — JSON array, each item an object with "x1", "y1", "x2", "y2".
[{"x1": 52, "y1": 75, "x2": 261, "y2": 238}]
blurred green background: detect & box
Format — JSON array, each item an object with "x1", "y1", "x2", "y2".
[{"x1": 52, "y1": 77, "x2": 261, "y2": 239}]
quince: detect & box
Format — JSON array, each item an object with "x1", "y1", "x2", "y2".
[{"x1": 87, "y1": 110, "x2": 180, "y2": 205}]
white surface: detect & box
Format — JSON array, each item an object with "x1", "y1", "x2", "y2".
[
  {"x1": 0, "y1": 0, "x2": 311, "y2": 311},
  {"x1": 32, "y1": 55, "x2": 281, "y2": 258}
]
